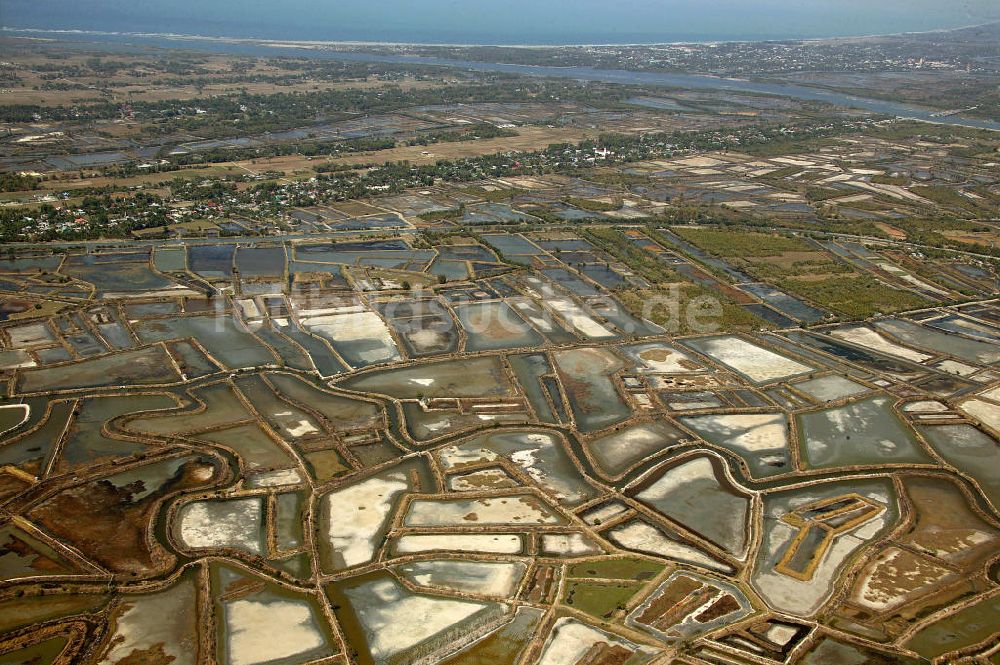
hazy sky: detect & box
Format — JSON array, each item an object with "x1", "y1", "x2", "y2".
[{"x1": 3, "y1": 0, "x2": 998, "y2": 43}]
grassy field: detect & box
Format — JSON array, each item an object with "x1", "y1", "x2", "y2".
[
  {"x1": 776, "y1": 274, "x2": 930, "y2": 319},
  {"x1": 673, "y1": 227, "x2": 814, "y2": 257},
  {"x1": 562, "y1": 580, "x2": 644, "y2": 619},
  {"x1": 619, "y1": 285, "x2": 767, "y2": 335},
  {"x1": 582, "y1": 227, "x2": 769, "y2": 334},
  {"x1": 671, "y1": 225, "x2": 936, "y2": 319}
]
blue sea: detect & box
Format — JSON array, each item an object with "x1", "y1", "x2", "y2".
[{"x1": 2, "y1": 0, "x2": 997, "y2": 45}]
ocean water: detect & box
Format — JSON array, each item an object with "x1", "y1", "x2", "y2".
[{"x1": 2, "y1": 0, "x2": 997, "y2": 45}]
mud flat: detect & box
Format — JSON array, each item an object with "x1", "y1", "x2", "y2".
[
  {"x1": 6, "y1": 321, "x2": 56, "y2": 348},
  {"x1": 797, "y1": 395, "x2": 933, "y2": 469},
  {"x1": 195, "y1": 423, "x2": 297, "y2": 472},
  {"x1": 268, "y1": 372, "x2": 382, "y2": 431},
  {"x1": 97, "y1": 570, "x2": 199, "y2": 665},
  {"x1": 606, "y1": 519, "x2": 730, "y2": 572},
  {"x1": 510, "y1": 297, "x2": 578, "y2": 344},
  {"x1": 319, "y1": 460, "x2": 427, "y2": 570},
  {"x1": 454, "y1": 301, "x2": 545, "y2": 352},
  {"x1": 920, "y1": 424, "x2": 1000, "y2": 512},
  {"x1": 679, "y1": 413, "x2": 790, "y2": 479},
  {"x1": 546, "y1": 297, "x2": 616, "y2": 340},
  {"x1": 328, "y1": 572, "x2": 503, "y2": 665},
  {"x1": 394, "y1": 534, "x2": 524, "y2": 555},
  {"x1": 800, "y1": 638, "x2": 923, "y2": 665},
  {"x1": 553, "y1": 347, "x2": 631, "y2": 433},
  {"x1": 750, "y1": 479, "x2": 898, "y2": 617},
  {"x1": 0, "y1": 400, "x2": 74, "y2": 473},
  {"x1": 0, "y1": 349, "x2": 35, "y2": 371},
  {"x1": 621, "y1": 342, "x2": 703, "y2": 373},
  {"x1": 437, "y1": 605, "x2": 543, "y2": 665},
  {"x1": 16, "y1": 345, "x2": 181, "y2": 392},
  {"x1": 829, "y1": 325, "x2": 933, "y2": 363},
  {"x1": 401, "y1": 402, "x2": 530, "y2": 442},
  {"x1": 508, "y1": 353, "x2": 559, "y2": 424},
  {"x1": 903, "y1": 592, "x2": 1000, "y2": 660},
  {"x1": 403, "y1": 493, "x2": 565, "y2": 526},
  {"x1": 437, "y1": 430, "x2": 598, "y2": 506},
  {"x1": 482, "y1": 233, "x2": 544, "y2": 256},
  {"x1": 340, "y1": 355, "x2": 513, "y2": 399},
  {"x1": 177, "y1": 497, "x2": 265, "y2": 555},
  {"x1": 874, "y1": 318, "x2": 1000, "y2": 364},
  {"x1": 56, "y1": 394, "x2": 176, "y2": 472},
  {"x1": 65, "y1": 259, "x2": 178, "y2": 298},
  {"x1": 682, "y1": 335, "x2": 813, "y2": 384},
  {"x1": 536, "y1": 616, "x2": 658, "y2": 664},
  {"x1": 957, "y1": 397, "x2": 1000, "y2": 432},
  {"x1": 301, "y1": 310, "x2": 400, "y2": 368},
  {"x1": 541, "y1": 532, "x2": 602, "y2": 556},
  {"x1": 389, "y1": 313, "x2": 459, "y2": 357},
  {"x1": 784, "y1": 330, "x2": 928, "y2": 382},
  {"x1": 0, "y1": 636, "x2": 78, "y2": 664},
  {"x1": 448, "y1": 468, "x2": 519, "y2": 491},
  {"x1": 151, "y1": 246, "x2": 186, "y2": 272},
  {"x1": 271, "y1": 317, "x2": 347, "y2": 376},
  {"x1": 234, "y1": 374, "x2": 321, "y2": 439},
  {"x1": 395, "y1": 560, "x2": 526, "y2": 598},
  {"x1": 125, "y1": 382, "x2": 249, "y2": 436},
  {"x1": 212, "y1": 563, "x2": 334, "y2": 665},
  {"x1": 135, "y1": 315, "x2": 276, "y2": 369},
  {"x1": 633, "y1": 455, "x2": 750, "y2": 557},
  {"x1": 584, "y1": 421, "x2": 688, "y2": 479},
  {"x1": 792, "y1": 374, "x2": 869, "y2": 402},
  {"x1": 0, "y1": 523, "x2": 78, "y2": 580}
]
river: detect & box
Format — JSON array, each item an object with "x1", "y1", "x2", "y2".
[{"x1": 11, "y1": 29, "x2": 1000, "y2": 131}]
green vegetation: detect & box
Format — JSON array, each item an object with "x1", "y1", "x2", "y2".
[
  {"x1": 586, "y1": 171, "x2": 652, "y2": 187},
  {"x1": 409, "y1": 122, "x2": 517, "y2": 145},
  {"x1": 3, "y1": 79, "x2": 629, "y2": 136},
  {"x1": 670, "y1": 225, "x2": 935, "y2": 319},
  {"x1": 673, "y1": 227, "x2": 813, "y2": 257},
  {"x1": 562, "y1": 580, "x2": 644, "y2": 619},
  {"x1": 0, "y1": 172, "x2": 41, "y2": 192},
  {"x1": 417, "y1": 207, "x2": 465, "y2": 222},
  {"x1": 776, "y1": 274, "x2": 930, "y2": 319},
  {"x1": 580, "y1": 227, "x2": 682, "y2": 284},
  {"x1": 892, "y1": 218, "x2": 999, "y2": 257},
  {"x1": 567, "y1": 557, "x2": 664, "y2": 581},
  {"x1": 581, "y1": 227, "x2": 768, "y2": 333},
  {"x1": 910, "y1": 186, "x2": 983, "y2": 214},
  {"x1": 747, "y1": 257, "x2": 852, "y2": 279},
  {"x1": 871, "y1": 174, "x2": 909, "y2": 186},
  {"x1": 805, "y1": 187, "x2": 845, "y2": 203},
  {"x1": 619, "y1": 285, "x2": 767, "y2": 334},
  {"x1": 758, "y1": 165, "x2": 802, "y2": 180}
]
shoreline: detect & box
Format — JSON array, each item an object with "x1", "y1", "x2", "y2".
[{"x1": 1, "y1": 21, "x2": 996, "y2": 50}]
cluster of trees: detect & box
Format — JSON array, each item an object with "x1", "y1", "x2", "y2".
[
  {"x1": 595, "y1": 116, "x2": 877, "y2": 160},
  {"x1": 773, "y1": 273, "x2": 930, "y2": 319},
  {"x1": 0, "y1": 173, "x2": 41, "y2": 192},
  {"x1": 671, "y1": 227, "x2": 812, "y2": 258},
  {"x1": 408, "y1": 123, "x2": 517, "y2": 145}
]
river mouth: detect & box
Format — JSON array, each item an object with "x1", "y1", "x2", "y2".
[{"x1": 7, "y1": 29, "x2": 1000, "y2": 131}]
